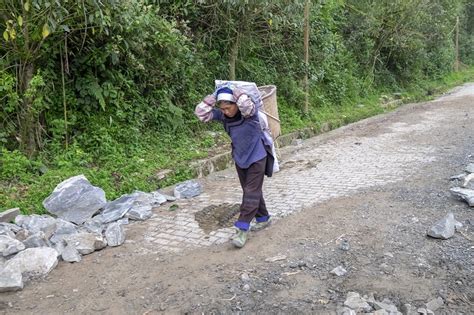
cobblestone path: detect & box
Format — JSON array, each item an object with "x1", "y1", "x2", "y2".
[{"x1": 136, "y1": 85, "x2": 474, "y2": 253}]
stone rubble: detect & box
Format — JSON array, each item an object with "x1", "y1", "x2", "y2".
[
  {"x1": 337, "y1": 291, "x2": 450, "y2": 314},
  {"x1": 449, "y1": 165, "x2": 474, "y2": 206},
  {"x1": 0, "y1": 174, "x2": 181, "y2": 292},
  {"x1": 427, "y1": 212, "x2": 459, "y2": 239}
]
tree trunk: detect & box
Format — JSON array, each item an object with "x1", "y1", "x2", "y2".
[
  {"x1": 303, "y1": 0, "x2": 310, "y2": 113},
  {"x1": 18, "y1": 62, "x2": 38, "y2": 157},
  {"x1": 229, "y1": 33, "x2": 240, "y2": 81}
]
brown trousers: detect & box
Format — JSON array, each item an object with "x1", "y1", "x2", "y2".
[{"x1": 235, "y1": 156, "x2": 269, "y2": 224}]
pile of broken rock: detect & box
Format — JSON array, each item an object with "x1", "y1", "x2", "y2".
[
  {"x1": 0, "y1": 174, "x2": 200, "y2": 292},
  {"x1": 449, "y1": 162, "x2": 474, "y2": 207}
]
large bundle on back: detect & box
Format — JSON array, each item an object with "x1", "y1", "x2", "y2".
[{"x1": 214, "y1": 80, "x2": 280, "y2": 140}]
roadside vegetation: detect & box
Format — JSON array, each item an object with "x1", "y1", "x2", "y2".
[{"x1": 1, "y1": 1, "x2": 473, "y2": 214}]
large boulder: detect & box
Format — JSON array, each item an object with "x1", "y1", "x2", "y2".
[
  {"x1": 0, "y1": 235, "x2": 25, "y2": 256},
  {"x1": 6, "y1": 247, "x2": 58, "y2": 281},
  {"x1": 42, "y1": 175, "x2": 106, "y2": 224}
]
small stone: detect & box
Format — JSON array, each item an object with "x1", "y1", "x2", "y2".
[
  {"x1": 241, "y1": 273, "x2": 251, "y2": 282},
  {"x1": 116, "y1": 218, "x2": 129, "y2": 225},
  {"x1": 126, "y1": 205, "x2": 153, "y2": 221},
  {"x1": 64, "y1": 232, "x2": 107, "y2": 255},
  {"x1": 61, "y1": 245, "x2": 81, "y2": 263},
  {"x1": 427, "y1": 213, "x2": 457, "y2": 239},
  {"x1": 417, "y1": 308, "x2": 427, "y2": 315},
  {"x1": 466, "y1": 163, "x2": 474, "y2": 173},
  {"x1": 384, "y1": 252, "x2": 394, "y2": 258},
  {"x1": 339, "y1": 239, "x2": 350, "y2": 251},
  {"x1": 242, "y1": 284, "x2": 250, "y2": 291},
  {"x1": 104, "y1": 223, "x2": 125, "y2": 247},
  {"x1": 330, "y1": 266, "x2": 347, "y2": 276},
  {"x1": 0, "y1": 208, "x2": 20, "y2": 223},
  {"x1": 83, "y1": 217, "x2": 105, "y2": 235},
  {"x1": 401, "y1": 303, "x2": 415, "y2": 315},
  {"x1": 0, "y1": 235, "x2": 25, "y2": 256},
  {"x1": 14, "y1": 229, "x2": 29, "y2": 242},
  {"x1": 265, "y1": 255, "x2": 287, "y2": 262},
  {"x1": 174, "y1": 180, "x2": 202, "y2": 199},
  {"x1": 344, "y1": 292, "x2": 372, "y2": 312},
  {"x1": 425, "y1": 297, "x2": 444, "y2": 311},
  {"x1": 289, "y1": 262, "x2": 298, "y2": 269}
]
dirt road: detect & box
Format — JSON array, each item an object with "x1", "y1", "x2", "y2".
[{"x1": 1, "y1": 84, "x2": 473, "y2": 314}]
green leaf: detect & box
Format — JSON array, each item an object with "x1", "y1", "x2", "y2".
[
  {"x1": 168, "y1": 204, "x2": 179, "y2": 211},
  {"x1": 42, "y1": 23, "x2": 50, "y2": 39},
  {"x1": 24, "y1": 1, "x2": 30, "y2": 12},
  {"x1": 18, "y1": 16, "x2": 23, "y2": 27},
  {"x1": 3, "y1": 30, "x2": 8, "y2": 41}
]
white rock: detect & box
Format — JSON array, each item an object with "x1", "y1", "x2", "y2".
[
  {"x1": 64, "y1": 232, "x2": 107, "y2": 255},
  {"x1": 61, "y1": 245, "x2": 82, "y2": 263},
  {"x1": 0, "y1": 235, "x2": 25, "y2": 256},
  {"x1": 450, "y1": 187, "x2": 474, "y2": 206},
  {"x1": 104, "y1": 223, "x2": 125, "y2": 247},
  {"x1": 241, "y1": 273, "x2": 251, "y2": 282},
  {"x1": 426, "y1": 297, "x2": 444, "y2": 311},
  {"x1": 0, "y1": 264, "x2": 23, "y2": 292},
  {"x1": 265, "y1": 255, "x2": 287, "y2": 262},
  {"x1": 344, "y1": 292, "x2": 372, "y2": 312},
  {"x1": 427, "y1": 213, "x2": 457, "y2": 239},
  {"x1": 330, "y1": 266, "x2": 347, "y2": 276},
  {"x1": 126, "y1": 205, "x2": 153, "y2": 221},
  {"x1": 6, "y1": 247, "x2": 58, "y2": 281}
]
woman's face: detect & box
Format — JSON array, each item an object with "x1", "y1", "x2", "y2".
[{"x1": 219, "y1": 101, "x2": 239, "y2": 118}]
